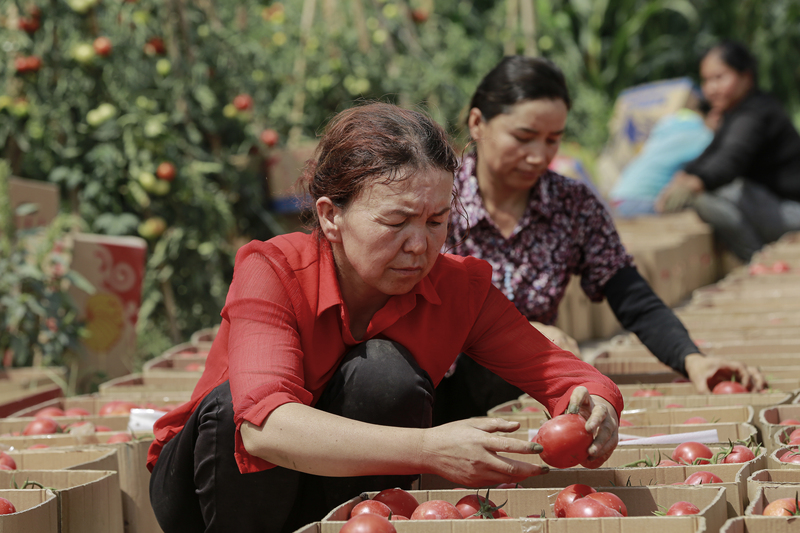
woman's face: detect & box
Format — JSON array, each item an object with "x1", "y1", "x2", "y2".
[
  {"x1": 700, "y1": 52, "x2": 753, "y2": 113},
  {"x1": 469, "y1": 98, "x2": 568, "y2": 192},
  {"x1": 319, "y1": 167, "x2": 453, "y2": 304}
]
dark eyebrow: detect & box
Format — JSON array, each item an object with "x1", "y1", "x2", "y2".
[
  {"x1": 386, "y1": 206, "x2": 451, "y2": 217},
  {"x1": 516, "y1": 127, "x2": 565, "y2": 136}
]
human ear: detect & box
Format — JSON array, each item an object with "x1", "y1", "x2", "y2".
[
  {"x1": 316, "y1": 197, "x2": 343, "y2": 243},
  {"x1": 467, "y1": 108, "x2": 485, "y2": 141}
]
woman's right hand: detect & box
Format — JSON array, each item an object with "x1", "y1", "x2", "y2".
[
  {"x1": 530, "y1": 322, "x2": 581, "y2": 356},
  {"x1": 419, "y1": 418, "x2": 548, "y2": 486}
]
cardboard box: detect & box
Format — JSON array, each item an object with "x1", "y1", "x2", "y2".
[
  {"x1": 8, "y1": 177, "x2": 60, "y2": 230},
  {"x1": 68, "y1": 234, "x2": 147, "y2": 391},
  {"x1": 758, "y1": 406, "x2": 800, "y2": 453},
  {"x1": 0, "y1": 470, "x2": 123, "y2": 533},
  {"x1": 189, "y1": 326, "x2": 219, "y2": 349},
  {"x1": 746, "y1": 485, "x2": 800, "y2": 515},
  {"x1": 98, "y1": 373, "x2": 200, "y2": 394},
  {"x1": 767, "y1": 447, "x2": 800, "y2": 470},
  {"x1": 8, "y1": 392, "x2": 190, "y2": 418},
  {"x1": 0, "y1": 414, "x2": 130, "y2": 435},
  {"x1": 620, "y1": 405, "x2": 754, "y2": 426},
  {"x1": 0, "y1": 489, "x2": 58, "y2": 532},
  {"x1": 721, "y1": 516, "x2": 800, "y2": 533},
  {"x1": 7, "y1": 448, "x2": 118, "y2": 472},
  {"x1": 746, "y1": 469, "x2": 800, "y2": 503},
  {"x1": 421, "y1": 445, "x2": 765, "y2": 516},
  {"x1": 624, "y1": 391, "x2": 794, "y2": 411},
  {"x1": 326, "y1": 486, "x2": 722, "y2": 529}
]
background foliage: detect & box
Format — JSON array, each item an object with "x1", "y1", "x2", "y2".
[{"x1": 2, "y1": 0, "x2": 800, "y2": 364}]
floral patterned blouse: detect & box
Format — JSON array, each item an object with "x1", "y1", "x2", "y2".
[{"x1": 446, "y1": 152, "x2": 634, "y2": 325}]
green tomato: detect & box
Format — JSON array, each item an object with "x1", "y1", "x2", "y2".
[
  {"x1": 222, "y1": 104, "x2": 238, "y2": 118},
  {"x1": 96, "y1": 103, "x2": 117, "y2": 121},
  {"x1": 132, "y1": 11, "x2": 150, "y2": 25},
  {"x1": 26, "y1": 120, "x2": 44, "y2": 139},
  {"x1": 86, "y1": 109, "x2": 102, "y2": 126},
  {"x1": 143, "y1": 119, "x2": 164, "y2": 138},
  {"x1": 150, "y1": 179, "x2": 171, "y2": 196},
  {"x1": 156, "y1": 59, "x2": 172, "y2": 76},
  {"x1": 0, "y1": 96, "x2": 12, "y2": 111},
  {"x1": 138, "y1": 217, "x2": 167, "y2": 239},
  {"x1": 67, "y1": 0, "x2": 95, "y2": 14},
  {"x1": 137, "y1": 171, "x2": 158, "y2": 191},
  {"x1": 72, "y1": 43, "x2": 96, "y2": 64},
  {"x1": 10, "y1": 100, "x2": 30, "y2": 118}
]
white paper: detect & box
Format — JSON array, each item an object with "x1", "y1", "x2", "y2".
[
  {"x1": 528, "y1": 428, "x2": 720, "y2": 446},
  {"x1": 128, "y1": 408, "x2": 168, "y2": 432}
]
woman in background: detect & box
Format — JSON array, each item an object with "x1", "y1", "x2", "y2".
[
  {"x1": 658, "y1": 41, "x2": 800, "y2": 261},
  {"x1": 435, "y1": 55, "x2": 765, "y2": 424}
]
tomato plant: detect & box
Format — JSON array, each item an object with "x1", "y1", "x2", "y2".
[
  {"x1": 409, "y1": 500, "x2": 462, "y2": 519},
  {"x1": 0, "y1": 497, "x2": 15, "y2": 515},
  {"x1": 371, "y1": 488, "x2": 418, "y2": 519},
  {"x1": 586, "y1": 492, "x2": 627, "y2": 516},
  {"x1": 565, "y1": 498, "x2": 622, "y2": 517},
  {"x1": 534, "y1": 413, "x2": 593, "y2": 469},
  {"x1": 339, "y1": 514, "x2": 396, "y2": 533},
  {"x1": 672, "y1": 442, "x2": 713, "y2": 465},
  {"x1": 684, "y1": 471, "x2": 722, "y2": 485},
  {"x1": 554, "y1": 484, "x2": 596, "y2": 517}
]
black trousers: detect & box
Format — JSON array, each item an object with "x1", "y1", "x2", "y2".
[
  {"x1": 150, "y1": 339, "x2": 434, "y2": 533},
  {"x1": 432, "y1": 354, "x2": 523, "y2": 426}
]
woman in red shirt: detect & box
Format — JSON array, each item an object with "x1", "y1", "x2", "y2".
[{"x1": 147, "y1": 102, "x2": 623, "y2": 531}]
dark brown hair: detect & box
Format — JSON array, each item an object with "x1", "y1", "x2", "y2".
[{"x1": 300, "y1": 102, "x2": 460, "y2": 231}]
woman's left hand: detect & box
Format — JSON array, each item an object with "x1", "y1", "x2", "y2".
[
  {"x1": 655, "y1": 171, "x2": 705, "y2": 213},
  {"x1": 567, "y1": 386, "x2": 619, "y2": 469}
]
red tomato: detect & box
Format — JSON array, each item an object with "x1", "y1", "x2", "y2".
[
  {"x1": 99, "y1": 401, "x2": 138, "y2": 416},
  {"x1": 260, "y1": 128, "x2": 279, "y2": 147},
  {"x1": 781, "y1": 450, "x2": 800, "y2": 464},
  {"x1": 666, "y1": 501, "x2": 701, "y2": 515},
  {"x1": 156, "y1": 162, "x2": 176, "y2": 181},
  {"x1": 409, "y1": 500, "x2": 462, "y2": 520},
  {"x1": 339, "y1": 513, "x2": 396, "y2": 533},
  {"x1": 665, "y1": 403, "x2": 684, "y2": 409},
  {"x1": 619, "y1": 419, "x2": 634, "y2": 427},
  {"x1": 586, "y1": 492, "x2": 628, "y2": 516},
  {"x1": 565, "y1": 498, "x2": 622, "y2": 517},
  {"x1": 35, "y1": 406, "x2": 65, "y2": 418},
  {"x1": 372, "y1": 488, "x2": 418, "y2": 519},
  {"x1": 784, "y1": 429, "x2": 800, "y2": 443},
  {"x1": 95, "y1": 425, "x2": 113, "y2": 432},
  {"x1": 772, "y1": 261, "x2": 792, "y2": 273},
  {"x1": 632, "y1": 389, "x2": 663, "y2": 397},
  {"x1": 455, "y1": 494, "x2": 502, "y2": 519},
  {"x1": 658, "y1": 459, "x2": 680, "y2": 467},
  {"x1": 554, "y1": 484, "x2": 596, "y2": 518},
  {"x1": 521, "y1": 406, "x2": 540, "y2": 413},
  {"x1": 27, "y1": 444, "x2": 49, "y2": 450},
  {"x1": 23, "y1": 417, "x2": 60, "y2": 436},
  {"x1": 0, "y1": 497, "x2": 15, "y2": 515},
  {"x1": 0, "y1": 452, "x2": 16, "y2": 470},
  {"x1": 389, "y1": 515, "x2": 408, "y2": 520},
  {"x1": 721, "y1": 445, "x2": 755, "y2": 463},
  {"x1": 93, "y1": 37, "x2": 113, "y2": 57},
  {"x1": 107, "y1": 432, "x2": 134, "y2": 443},
  {"x1": 779, "y1": 419, "x2": 800, "y2": 426},
  {"x1": 762, "y1": 498, "x2": 799, "y2": 516},
  {"x1": 672, "y1": 442, "x2": 713, "y2": 465},
  {"x1": 534, "y1": 414, "x2": 593, "y2": 469},
  {"x1": 64, "y1": 407, "x2": 91, "y2": 417},
  {"x1": 350, "y1": 500, "x2": 391, "y2": 519},
  {"x1": 712, "y1": 381, "x2": 748, "y2": 394},
  {"x1": 749, "y1": 263, "x2": 769, "y2": 275},
  {"x1": 684, "y1": 471, "x2": 722, "y2": 485},
  {"x1": 683, "y1": 417, "x2": 708, "y2": 424},
  {"x1": 233, "y1": 94, "x2": 253, "y2": 111}
]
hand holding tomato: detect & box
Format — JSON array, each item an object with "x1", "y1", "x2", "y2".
[
  {"x1": 420, "y1": 418, "x2": 548, "y2": 487},
  {"x1": 567, "y1": 386, "x2": 619, "y2": 468},
  {"x1": 683, "y1": 354, "x2": 766, "y2": 393}
]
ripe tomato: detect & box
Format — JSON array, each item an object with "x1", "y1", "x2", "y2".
[
  {"x1": 233, "y1": 94, "x2": 253, "y2": 111},
  {"x1": 455, "y1": 494, "x2": 502, "y2": 519},
  {"x1": 534, "y1": 414, "x2": 593, "y2": 469},
  {"x1": 0, "y1": 452, "x2": 16, "y2": 470},
  {"x1": 64, "y1": 407, "x2": 91, "y2": 417},
  {"x1": 632, "y1": 389, "x2": 663, "y2": 397},
  {"x1": 340, "y1": 513, "x2": 396, "y2": 533},
  {"x1": 666, "y1": 501, "x2": 701, "y2": 515},
  {"x1": 672, "y1": 442, "x2": 713, "y2": 465},
  {"x1": 260, "y1": 128, "x2": 279, "y2": 147},
  {"x1": 772, "y1": 261, "x2": 792, "y2": 273},
  {"x1": 721, "y1": 445, "x2": 755, "y2": 463},
  {"x1": 665, "y1": 403, "x2": 684, "y2": 409},
  {"x1": 658, "y1": 458, "x2": 680, "y2": 467},
  {"x1": 144, "y1": 37, "x2": 166, "y2": 55},
  {"x1": 99, "y1": 401, "x2": 139, "y2": 416},
  {"x1": 0, "y1": 497, "x2": 15, "y2": 515},
  {"x1": 784, "y1": 429, "x2": 800, "y2": 443},
  {"x1": 93, "y1": 37, "x2": 113, "y2": 57},
  {"x1": 95, "y1": 425, "x2": 113, "y2": 432},
  {"x1": 762, "y1": 498, "x2": 799, "y2": 516},
  {"x1": 554, "y1": 484, "x2": 596, "y2": 518},
  {"x1": 684, "y1": 471, "x2": 722, "y2": 485},
  {"x1": 107, "y1": 433, "x2": 134, "y2": 443},
  {"x1": 27, "y1": 444, "x2": 49, "y2": 450},
  {"x1": 749, "y1": 263, "x2": 769, "y2": 275},
  {"x1": 779, "y1": 419, "x2": 800, "y2": 426},
  {"x1": 565, "y1": 498, "x2": 622, "y2": 517},
  {"x1": 586, "y1": 492, "x2": 627, "y2": 516},
  {"x1": 156, "y1": 162, "x2": 176, "y2": 181},
  {"x1": 351, "y1": 500, "x2": 391, "y2": 519},
  {"x1": 36, "y1": 406, "x2": 66, "y2": 418},
  {"x1": 23, "y1": 417, "x2": 60, "y2": 436},
  {"x1": 409, "y1": 500, "x2": 462, "y2": 520},
  {"x1": 780, "y1": 450, "x2": 800, "y2": 464},
  {"x1": 521, "y1": 406, "x2": 540, "y2": 413},
  {"x1": 683, "y1": 417, "x2": 707, "y2": 424},
  {"x1": 372, "y1": 488, "x2": 418, "y2": 519},
  {"x1": 712, "y1": 381, "x2": 748, "y2": 394}
]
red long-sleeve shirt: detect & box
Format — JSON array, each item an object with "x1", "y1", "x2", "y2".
[{"x1": 147, "y1": 232, "x2": 623, "y2": 474}]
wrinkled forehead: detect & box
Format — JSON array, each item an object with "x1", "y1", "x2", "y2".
[{"x1": 355, "y1": 167, "x2": 454, "y2": 209}]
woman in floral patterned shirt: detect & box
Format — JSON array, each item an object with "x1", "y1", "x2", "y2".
[{"x1": 435, "y1": 56, "x2": 765, "y2": 423}]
